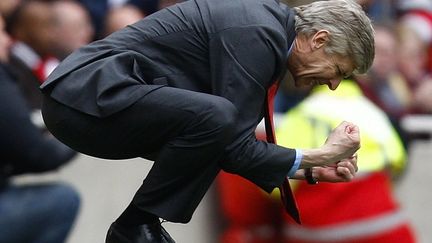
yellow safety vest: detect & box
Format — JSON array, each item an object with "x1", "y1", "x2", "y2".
[{"x1": 276, "y1": 80, "x2": 406, "y2": 176}]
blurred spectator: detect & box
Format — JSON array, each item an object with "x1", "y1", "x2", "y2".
[
  {"x1": 128, "y1": 0, "x2": 183, "y2": 15},
  {"x1": 52, "y1": 0, "x2": 94, "y2": 60},
  {"x1": 6, "y1": 0, "x2": 58, "y2": 110},
  {"x1": 76, "y1": 0, "x2": 125, "y2": 39},
  {"x1": 395, "y1": 0, "x2": 432, "y2": 114},
  {"x1": 397, "y1": 0, "x2": 432, "y2": 50},
  {"x1": 356, "y1": 24, "x2": 412, "y2": 140},
  {"x1": 127, "y1": 0, "x2": 158, "y2": 15},
  {"x1": 0, "y1": 13, "x2": 80, "y2": 243},
  {"x1": 285, "y1": 0, "x2": 398, "y2": 22},
  {"x1": 396, "y1": 23, "x2": 432, "y2": 114},
  {"x1": 357, "y1": 0, "x2": 397, "y2": 22},
  {"x1": 217, "y1": 80, "x2": 416, "y2": 243},
  {"x1": 77, "y1": 0, "x2": 181, "y2": 39},
  {"x1": 103, "y1": 4, "x2": 144, "y2": 37}
]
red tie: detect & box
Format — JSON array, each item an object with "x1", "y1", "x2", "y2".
[{"x1": 264, "y1": 81, "x2": 301, "y2": 224}]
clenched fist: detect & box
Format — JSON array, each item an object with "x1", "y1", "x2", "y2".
[{"x1": 322, "y1": 121, "x2": 360, "y2": 164}]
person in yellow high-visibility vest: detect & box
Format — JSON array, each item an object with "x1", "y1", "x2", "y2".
[
  {"x1": 217, "y1": 80, "x2": 416, "y2": 243},
  {"x1": 277, "y1": 80, "x2": 416, "y2": 243}
]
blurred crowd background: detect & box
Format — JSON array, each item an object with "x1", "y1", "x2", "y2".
[{"x1": 1, "y1": 0, "x2": 432, "y2": 243}]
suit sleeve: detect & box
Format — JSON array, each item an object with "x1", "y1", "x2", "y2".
[{"x1": 208, "y1": 26, "x2": 297, "y2": 192}]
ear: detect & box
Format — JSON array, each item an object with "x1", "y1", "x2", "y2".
[{"x1": 311, "y1": 30, "x2": 330, "y2": 49}]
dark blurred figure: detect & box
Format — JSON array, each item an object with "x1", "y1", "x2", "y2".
[
  {"x1": 128, "y1": 0, "x2": 183, "y2": 15},
  {"x1": 0, "y1": 14, "x2": 80, "y2": 243},
  {"x1": 6, "y1": 0, "x2": 58, "y2": 110},
  {"x1": 127, "y1": 0, "x2": 158, "y2": 15},
  {"x1": 76, "y1": 0, "x2": 118, "y2": 39},
  {"x1": 52, "y1": 0, "x2": 94, "y2": 60},
  {"x1": 357, "y1": 0, "x2": 397, "y2": 22},
  {"x1": 77, "y1": 0, "x2": 181, "y2": 39}
]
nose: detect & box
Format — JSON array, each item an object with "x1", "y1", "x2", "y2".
[{"x1": 327, "y1": 78, "x2": 342, "y2": 90}]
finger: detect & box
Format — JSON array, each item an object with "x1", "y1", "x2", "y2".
[
  {"x1": 348, "y1": 154, "x2": 358, "y2": 172},
  {"x1": 337, "y1": 161, "x2": 356, "y2": 176},
  {"x1": 337, "y1": 157, "x2": 357, "y2": 175},
  {"x1": 346, "y1": 124, "x2": 359, "y2": 135},
  {"x1": 335, "y1": 121, "x2": 350, "y2": 132},
  {"x1": 344, "y1": 123, "x2": 354, "y2": 133},
  {"x1": 336, "y1": 166, "x2": 354, "y2": 181}
]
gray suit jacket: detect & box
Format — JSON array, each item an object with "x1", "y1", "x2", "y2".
[{"x1": 41, "y1": 0, "x2": 297, "y2": 191}]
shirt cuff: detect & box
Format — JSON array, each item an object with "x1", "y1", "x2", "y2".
[{"x1": 287, "y1": 149, "x2": 302, "y2": 177}]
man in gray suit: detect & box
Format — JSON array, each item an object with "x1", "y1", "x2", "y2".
[{"x1": 40, "y1": 0, "x2": 374, "y2": 242}]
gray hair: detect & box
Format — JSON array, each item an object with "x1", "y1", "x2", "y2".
[{"x1": 294, "y1": 0, "x2": 375, "y2": 74}]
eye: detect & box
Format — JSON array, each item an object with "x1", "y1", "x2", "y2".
[
  {"x1": 336, "y1": 65, "x2": 350, "y2": 79},
  {"x1": 343, "y1": 73, "x2": 352, "y2": 79},
  {"x1": 335, "y1": 65, "x2": 342, "y2": 76}
]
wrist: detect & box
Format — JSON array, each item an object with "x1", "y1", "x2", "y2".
[
  {"x1": 290, "y1": 168, "x2": 319, "y2": 184},
  {"x1": 291, "y1": 169, "x2": 306, "y2": 180},
  {"x1": 299, "y1": 147, "x2": 331, "y2": 168}
]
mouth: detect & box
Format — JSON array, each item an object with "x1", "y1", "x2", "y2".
[
  {"x1": 296, "y1": 78, "x2": 327, "y2": 87},
  {"x1": 310, "y1": 80, "x2": 324, "y2": 86}
]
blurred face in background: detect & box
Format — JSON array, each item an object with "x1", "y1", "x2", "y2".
[
  {"x1": 103, "y1": 5, "x2": 144, "y2": 37},
  {"x1": 397, "y1": 25, "x2": 429, "y2": 84},
  {"x1": 0, "y1": 16, "x2": 12, "y2": 63},
  {"x1": 370, "y1": 26, "x2": 398, "y2": 80},
  {"x1": 11, "y1": 1, "x2": 57, "y2": 57},
  {"x1": 52, "y1": 0, "x2": 94, "y2": 59}
]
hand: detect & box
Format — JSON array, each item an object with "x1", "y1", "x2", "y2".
[
  {"x1": 322, "y1": 121, "x2": 360, "y2": 164},
  {"x1": 313, "y1": 154, "x2": 358, "y2": 182}
]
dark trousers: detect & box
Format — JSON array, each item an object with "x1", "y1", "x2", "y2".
[{"x1": 42, "y1": 86, "x2": 238, "y2": 223}]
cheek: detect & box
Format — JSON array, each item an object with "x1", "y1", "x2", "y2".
[
  {"x1": 312, "y1": 68, "x2": 335, "y2": 80},
  {"x1": 309, "y1": 61, "x2": 335, "y2": 77}
]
